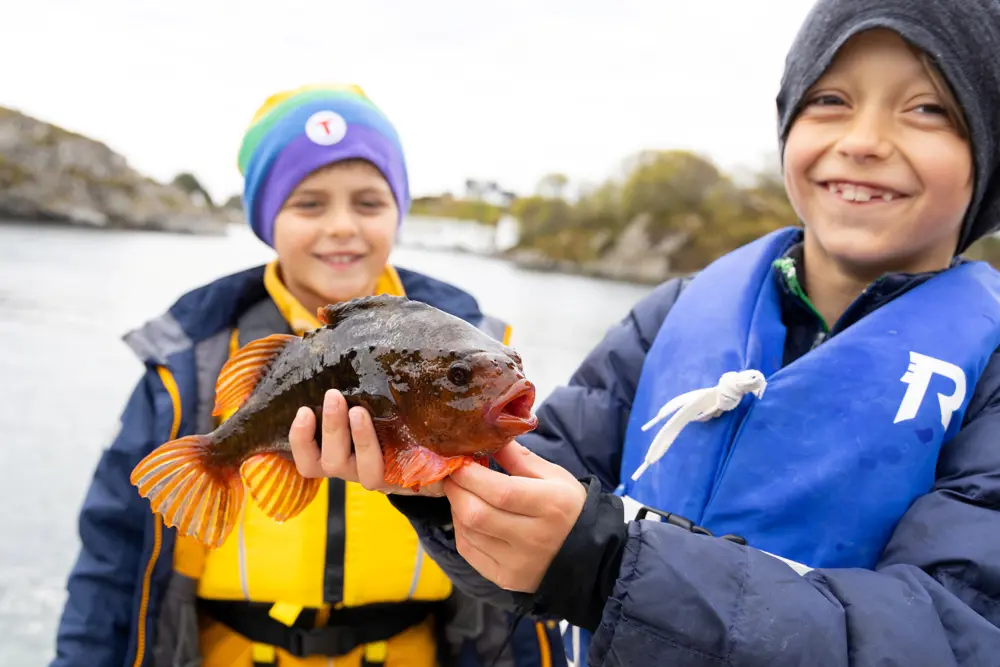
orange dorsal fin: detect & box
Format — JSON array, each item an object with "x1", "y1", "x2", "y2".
[
  {"x1": 212, "y1": 333, "x2": 298, "y2": 417},
  {"x1": 129, "y1": 434, "x2": 245, "y2": 548},
  {"x1": 240, "y1": 452, "x2": 323, "y2": 522}
]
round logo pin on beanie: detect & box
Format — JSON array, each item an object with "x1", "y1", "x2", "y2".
[{"x1": 305, "y1": 110, "x2": 348, "y2": 146}]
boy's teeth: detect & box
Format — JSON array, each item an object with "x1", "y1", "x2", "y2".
[{"x1": 827, "y1": 182, "x2": 894, "y2": 202}]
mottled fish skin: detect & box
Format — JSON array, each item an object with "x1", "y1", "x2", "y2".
[
  {"x1": 206, "y1": 335, "x2": 369, "y2": 467},
  {"x1": 208, "y1": 295, "x2": 527, "y2": 464},
  {"x1": 129, "y1": 294, "x2": 538, "y2": 548}
]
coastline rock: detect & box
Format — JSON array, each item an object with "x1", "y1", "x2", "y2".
[
  {"x1": 0, "y1": 106, "x2": 228, "y2": 235},
  {"x1": 505, "y1": 214, "x2": 690, "y2": 285}
]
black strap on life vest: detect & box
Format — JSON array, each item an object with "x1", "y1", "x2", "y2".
[
  {"x1": 228, "y1": 299, "x2": 351, "y2": 607},
  {"x1": 198, "y1": 598, "x2": 439, "y2": 661}
]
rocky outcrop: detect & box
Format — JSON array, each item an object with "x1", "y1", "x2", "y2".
[
  {"x1": 499, "y1": 151, "x2": 801, "y2": 284},
  {"x1": 505, "y1": 214, "x2": 690, "y2": 285},
  {"x1": 0, "y1": 106, "x2": 228, "y2": 234}
]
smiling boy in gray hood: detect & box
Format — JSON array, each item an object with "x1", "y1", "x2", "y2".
[{"x1": 289, "y1": 0, "x2": 1000, "y2": 665}]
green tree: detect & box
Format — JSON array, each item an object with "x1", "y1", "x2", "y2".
[
  {"x1": 508, "y1": 148, "x2": 801, "y2": 275},
  {"x1": 171, "y1": 172, "x2": 214, "y2": 208}
]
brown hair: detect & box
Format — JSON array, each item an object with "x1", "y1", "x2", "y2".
[{"x1": 916, "y1": 50, "x2": 970, "y2": 139}]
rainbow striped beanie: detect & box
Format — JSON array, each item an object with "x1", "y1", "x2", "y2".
[{"x1": 238, "y1": 84, "x2": 410, "y2": 247}]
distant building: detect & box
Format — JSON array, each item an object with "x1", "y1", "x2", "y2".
[{"x1": 464, "y1": 179, "x2": 516, "y2": 208}]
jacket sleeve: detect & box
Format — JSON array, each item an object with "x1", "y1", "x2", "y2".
[
  {"x1": 516, "y1": 277, "x2": 687, "y2": 490},
  {"x1": 388, "y1": 278, "x2": 687, "y2": 607},
  {"x1": 50, "y1": 369, "x2": 171, "y2": 667},
  {"x1": 585, "y1": 386, "x2": 1000, "y2": 667}
]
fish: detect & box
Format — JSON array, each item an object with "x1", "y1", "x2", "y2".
[{"x1": 129, "y1": 294, "x2": 539, "y2": 548}]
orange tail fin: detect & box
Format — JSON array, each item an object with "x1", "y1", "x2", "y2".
[
  {"x1": 130, "y1": 435, "x2": 244, "y2": 548},
  {"x1": 383, "y1": 444, "x2": 475, "y2": 491},
  {"x1": 240, "y1": 452, "x2": 322, "y2": 522}
]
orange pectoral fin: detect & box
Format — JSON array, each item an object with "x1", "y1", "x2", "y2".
[
  {"x1": 212, "y1": 333, "x2": 298, "y2": 417},
  {"x1": 240, "y1": 452, "x2": 322, "y2": 522},
  {"x1": 129, "y1": 435, "x2": 244, "y2": 548},
  {"x1": 383, "y1": 444, "x2": 475, "y2": 490}
]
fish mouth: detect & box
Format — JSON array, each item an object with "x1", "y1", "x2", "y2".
[{"x1": 486, "y1": 379, "x2": 538, "y2": 432}]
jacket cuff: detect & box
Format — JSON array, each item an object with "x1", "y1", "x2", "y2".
[
  {"x1": 514, "y1": 475, "x2": 627, "y2": 631},
  {"x1": 386, "y1": 494, "x2": 453, "y2": 527}
]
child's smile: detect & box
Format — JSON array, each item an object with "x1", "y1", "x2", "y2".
[
  {"x1": 273, "y1": 160, "x2": 399, "y2": 313},
  {"x1": 313, "y1": 251, "x2": 367, "y2": 271},
  {"x1": 819, "y1": 180, "x2": 906, "y2": 204},
  {"x1": 783, "y1": 28, "x2": 972, "y2": 278}
]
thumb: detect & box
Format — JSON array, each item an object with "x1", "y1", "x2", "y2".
[{"x1": 493, "y1": 441, "x2": 560, "y2": 480}]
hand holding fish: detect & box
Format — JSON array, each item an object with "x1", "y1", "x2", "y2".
[
  {"x1": 444, "y1": 441, "x2": 587, "y2": 594},
  {"x1": 129, "y1": 295, "x2": 539, "y2": 548},
  {"x1": 289, "y1": 389, "x2": 446, "y2": 497}
]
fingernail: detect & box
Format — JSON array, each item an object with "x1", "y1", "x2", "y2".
[
  {"x1": 349, "y1": 408, "x2": 363, "y2": 428},
  {"x1": 293, "y1": 407, "x2": 309, "y2": 426},
  {"x1": 323, "y1": 391, "x2": 339, "y2": 414}
]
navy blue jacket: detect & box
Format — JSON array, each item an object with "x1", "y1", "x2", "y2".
[
  {"x1": 50, "y1": 264, "x2": 566, "y2": 667},
  {"x1": 392, "y1": 247, "x2": 1000, "y2": 666}
]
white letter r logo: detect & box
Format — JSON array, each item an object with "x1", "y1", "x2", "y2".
[{"x1": 893, "y1": 351, "x2": 967, "y2": 430}]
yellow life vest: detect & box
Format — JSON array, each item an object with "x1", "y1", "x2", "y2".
[{"x1": 176, "y1": 261, "x2": 457, "y2": 667}]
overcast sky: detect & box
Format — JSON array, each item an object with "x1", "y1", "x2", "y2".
[{"x1": 1, "y1": 0, "x2": 815, "y2": 202}]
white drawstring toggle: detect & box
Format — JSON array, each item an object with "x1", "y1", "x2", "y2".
[{"x1": 630, "y1": 370, "x2": 767, "y2": 482}]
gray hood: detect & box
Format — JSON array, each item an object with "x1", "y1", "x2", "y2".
[{"x1": 776, "y1": 0, "x2": 1000, "y2": 252}]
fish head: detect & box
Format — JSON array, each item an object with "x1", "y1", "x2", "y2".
[
  {"x1": 386, "y1": 343, "x2": 538, "y2": 457},
  {"x1": 328, "y1": 295, "x2": 539, "y2": 457}
]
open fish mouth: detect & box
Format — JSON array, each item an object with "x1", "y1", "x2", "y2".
[{"x1": 486, "y1": 379, "x2": 538, "y2": 430}]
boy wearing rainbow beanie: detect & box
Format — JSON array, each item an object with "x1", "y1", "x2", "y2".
[{"x1": 51, "y1": 85, "x2": 567, "y2": 667}]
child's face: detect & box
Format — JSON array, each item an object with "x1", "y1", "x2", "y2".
[
  {"x1": 272, "y1": 160, "x2": 398, "y2": 309},
  {"x1": 783, "y1": 29, "x2": 973, "y2": 277}
]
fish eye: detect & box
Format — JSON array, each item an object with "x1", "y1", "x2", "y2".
[{"x1": 447, "y1": 362, "x2": 472, "y2": 386}]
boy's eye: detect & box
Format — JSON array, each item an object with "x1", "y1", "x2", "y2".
[
  {"x1": 913, "y1": 103, "x2": 948, "y2": 116},
  {"x1": 806, "y1": 93, "x2": 845, "y2": 107},
  {"x1": 357, "y1": 198, "x2": 386, "y2": 210}
]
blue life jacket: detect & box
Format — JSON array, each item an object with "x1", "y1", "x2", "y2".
[{"x1": 617, "y1": 227, "x2": 1000, "y2": 570}]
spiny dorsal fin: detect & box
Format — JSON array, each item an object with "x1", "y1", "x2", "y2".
[
  {"x1": 316, "y1": 295, "x2": 410, "y2": 329},
  {"x1": 212, "y1": 333, "x2": 297, "y2": 417}
]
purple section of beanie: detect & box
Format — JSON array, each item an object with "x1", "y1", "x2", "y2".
[{"x1": 252, "y1": 124, "x2": 409, "y2": 246}]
